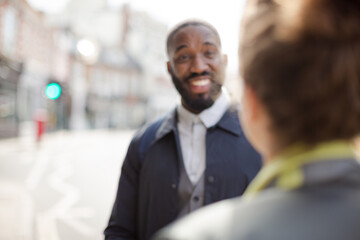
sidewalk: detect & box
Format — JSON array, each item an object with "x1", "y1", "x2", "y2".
[
  {"x1": 0, "y1": 182, "x2": 34, "y2": 240},
  {"x1": 0, "y1": 122, "x2": 38, "y2": 240},
  {"x1": 0, "y1": 127, "x2": 135, "y2": 240}
]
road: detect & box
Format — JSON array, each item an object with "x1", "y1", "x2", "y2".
[{"x1": 0, "y1": 129, "x2": 134, "y2": 240}]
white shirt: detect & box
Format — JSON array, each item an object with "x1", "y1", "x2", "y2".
[{"x1": 177, "y1": 88, "x2": 231, "y2": 184}]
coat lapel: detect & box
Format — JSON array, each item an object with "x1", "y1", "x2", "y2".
[
  {"x1": 155, "y1": 109, "x2": 178, "y2": 140},
  {"x1": 216, "y1": 106, "x2": 242, "y2": 136}
]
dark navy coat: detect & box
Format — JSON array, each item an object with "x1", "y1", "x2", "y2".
[{"x1": 104, "y1": 107, "x2": 262, "y2": 240}]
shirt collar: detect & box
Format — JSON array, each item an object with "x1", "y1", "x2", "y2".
[
  {"x1": 177, "y1": 88, "x2": 230, "y2": 128},
  {"x1": 243, "y1": 140, "x2": 358, "y2": 200},
  {"x1": 177, "y1": 102, "x2": 197, "y2": 128}
]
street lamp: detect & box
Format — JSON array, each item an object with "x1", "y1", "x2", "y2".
[{"x1": 76, "y1": 38, "x2": 99, "y2": 64}]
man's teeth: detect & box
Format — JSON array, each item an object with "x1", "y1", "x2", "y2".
[{"x1": 191, "y1": 79, "x2": 210, "y2": 86}]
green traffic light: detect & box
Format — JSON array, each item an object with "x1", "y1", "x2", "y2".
[{"x1": 45, "y1": 83, "x2": 62, "y2": 100}]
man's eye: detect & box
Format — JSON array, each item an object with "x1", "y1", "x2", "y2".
[
  {"x1": 176, "y1": 55, "x2": 189, "y2": 61},
  {"x1": 205, "y1": 51, "x2": 215, "y2": 57}
]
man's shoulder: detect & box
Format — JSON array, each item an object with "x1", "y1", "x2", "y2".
[
  {"x1": 135, "y1": 116, "x2": 166, "y2": 140},
  {"x1": 130, "y1": 110, "x2": 175, "y2": 149}
]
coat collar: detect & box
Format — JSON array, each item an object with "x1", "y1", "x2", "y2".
[
  {"x1": 155, "y1": 105, "x2": 242, "y2": 142},
  {"x1": 216, "y1": 105, "x2": 242, "y2": 137},
  {"x1": 155, "y1": 108, "x2": 178, "y2": 140},
  {"x1": 243, "y1": 140, "x2": 359, "y2": 200}
]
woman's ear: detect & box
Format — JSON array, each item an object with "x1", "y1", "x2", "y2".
[
  {"x1": 243, "y1": 85, "x2": 261, "y2": 121},
  {"x1": 241, "y1": 84, "x2": 272, "y2": 159}
]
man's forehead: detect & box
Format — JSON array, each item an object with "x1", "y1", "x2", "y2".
[{"x1": 170, "y1": 25, "x2": 221, "y2": 49}]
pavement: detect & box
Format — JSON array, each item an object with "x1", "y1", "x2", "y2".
[
  {"x1": 0, "y1": 181, "x2": 33, "y2": 240},
  {"x1": 0, "y1": 128, "x2": 135, "y2": 240}
]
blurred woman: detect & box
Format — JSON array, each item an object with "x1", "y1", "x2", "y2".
[{"x1": 153, "y1": 0, "x2": 360, "y2": 239}]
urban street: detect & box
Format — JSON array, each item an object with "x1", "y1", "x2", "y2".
[{"x1": 0, "y1": 129, "x2": 134, "y2": 240}]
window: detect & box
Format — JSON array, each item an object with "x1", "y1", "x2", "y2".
[{"x1": 2, "y1": 6, "x2": 18, "y2": 57}]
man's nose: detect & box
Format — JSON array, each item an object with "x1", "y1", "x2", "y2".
[{"x1": 190, "y1": 55, "x2": 209, "y2": 73}]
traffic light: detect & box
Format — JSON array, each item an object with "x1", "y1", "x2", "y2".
[{"x1": 45, "y1": 82, "x2": 62, "y2": 100}]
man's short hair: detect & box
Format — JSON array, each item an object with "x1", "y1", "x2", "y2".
[{"x1": 166, "y1": 19, "x2": 221, "y2": 55}]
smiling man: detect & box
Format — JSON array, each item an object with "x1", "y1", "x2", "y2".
[
  {"x1": 104, "y1": 20, "x2": 261, "y2": 240},
  {"x1": 166, "y1": 21, "x2": 225, "y2": 113}
]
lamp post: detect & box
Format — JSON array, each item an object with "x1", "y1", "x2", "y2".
[{"x1": 69, "y1": 38, "x2": 99, "y2": 130}]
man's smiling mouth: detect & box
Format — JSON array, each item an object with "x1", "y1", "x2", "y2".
[{"x1": 191, "y1": 79, "x2": 210, "y2": 87}]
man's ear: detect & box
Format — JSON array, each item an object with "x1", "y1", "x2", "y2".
[
  {"x1": 222, "y1": 54, "x2": 228, "y2": 66},
  {"x1": 167, "y1": 61, "x2": 171, "y2": 74}
]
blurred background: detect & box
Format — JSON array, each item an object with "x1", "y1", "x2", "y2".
[
  {"x1": 0, "y1": 0, "x2": 247, "y2": 138},
  {"x1": 0, "y1": 0, "x2": 247, "y2": 239}
]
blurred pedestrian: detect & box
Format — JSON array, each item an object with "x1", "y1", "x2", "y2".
[
  {"x1": 153, "y1": 0, "x2": 360, "y2": 239},
  {"x1": 34, "y1": 109, "x2": 47, "y2": 143},
  {"x1": 104, "y1": 19, "x2": 262, "y2": 240}
]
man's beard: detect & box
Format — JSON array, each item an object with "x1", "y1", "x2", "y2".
[{"x1": 170, "y1": 71, "x2": 222, "y2": 113}]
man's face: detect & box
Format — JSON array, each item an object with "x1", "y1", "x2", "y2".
[{"x1": 167, "y1": 25, "x2": 227, "y2": 113}]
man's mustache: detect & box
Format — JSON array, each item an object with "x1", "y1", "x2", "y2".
[{"x1": 185, "y1": 71, "x2": 214, "y2": 82}]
